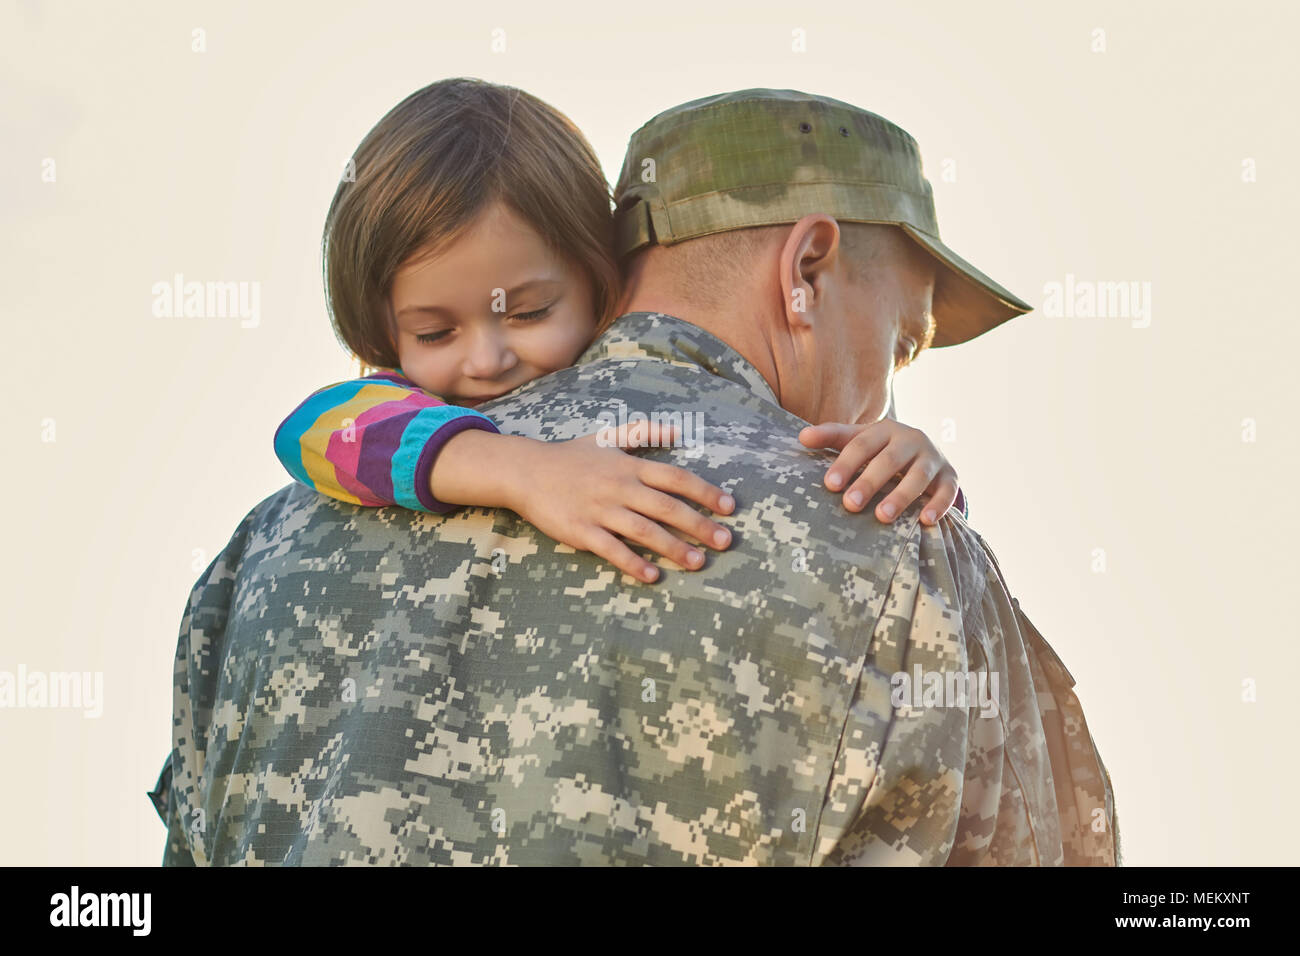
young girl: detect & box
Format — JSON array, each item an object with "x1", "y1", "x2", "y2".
[{"x1": 274, "y1": 78, "x2": 965, "y2": 585}]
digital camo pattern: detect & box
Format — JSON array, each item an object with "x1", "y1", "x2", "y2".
[{"x1": 150, "y1": 312, "x2": 1117, "y2": 866}]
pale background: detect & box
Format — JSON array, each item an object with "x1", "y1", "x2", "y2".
[{"x1": 3, "y1": 0, "x2": 1295, "y2": 865}]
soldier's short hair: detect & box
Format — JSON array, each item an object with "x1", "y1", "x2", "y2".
[{"x1": 627, "y1": 221, "x2": 934, "y2": 359}]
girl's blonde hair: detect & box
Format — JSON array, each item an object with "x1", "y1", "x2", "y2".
[{"x1": 324, "y1": 78, "x2": 621, "y2": 371}]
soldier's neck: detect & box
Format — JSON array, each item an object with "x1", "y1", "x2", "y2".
[{"x1": 620, "y1": 293, "x2": 785, "y2": 408}]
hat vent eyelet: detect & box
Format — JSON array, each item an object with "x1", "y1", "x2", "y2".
[
  {"x1": 839, "y1": 126, "x2": 850, "y2": 137},
  {"x1": 798, "y1": 122, "x2": 812, "y2": 133}
]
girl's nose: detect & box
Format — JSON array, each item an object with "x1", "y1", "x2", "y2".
[{"x1": 462, "y1": 327, "x2": 518, "y2": 379}]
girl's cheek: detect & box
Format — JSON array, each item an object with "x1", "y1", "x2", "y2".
[{"x1": 553, "y1": 323, "x2": 593, "y2": 367}]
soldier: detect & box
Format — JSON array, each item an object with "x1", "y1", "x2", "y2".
[{"x1": 150, "y1": 88, "x2": 1118, "y2": 866}]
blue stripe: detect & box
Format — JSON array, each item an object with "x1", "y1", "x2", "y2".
[
  {"x1": 272, "y1": 380, "x2": 373, "y2": 487},
  {"x1": 390, "y1": 405, "x2": 495, "y2": 511}
]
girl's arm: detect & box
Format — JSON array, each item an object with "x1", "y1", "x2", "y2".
[
  {"x1": 272, "y1": 371, "x2": 498, "y2": 513},
  {"x1": 799, "y1": 420, "x2": 968, "y2": 524},
  {"x1": 274, "y1": 375, "x2": 734, "y2": 582},
  {"x1": 429, "y1": 420, "x2": 734, "y2": 584}
]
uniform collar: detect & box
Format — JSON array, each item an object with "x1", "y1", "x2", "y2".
[{"x1": 579, "y1": 312, "x2": 781, "y2": 408}]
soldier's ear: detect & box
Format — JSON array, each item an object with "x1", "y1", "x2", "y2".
[{"x1": 778, "y1": 214, "x2": 841, "y2": 331}]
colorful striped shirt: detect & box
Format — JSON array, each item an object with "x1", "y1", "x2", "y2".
[{"x1": 272, "y1": 370, "x2": 499, "y2": 514}]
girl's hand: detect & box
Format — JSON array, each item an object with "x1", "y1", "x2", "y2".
[
  {"x1": 509, "y1": 420, "x2": 735, "y2": 584},
  {"x1": 798, "y1": 421, "x2": 960, "y2": 526}
]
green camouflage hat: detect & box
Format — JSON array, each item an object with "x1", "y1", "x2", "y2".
[{"x1": 613, "y1": 88, "x2": 1032, "y2": 347}]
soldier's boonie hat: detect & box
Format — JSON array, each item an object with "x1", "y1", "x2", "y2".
[{"x1": 613, "y1": 88, "x2": 1032, "y2": 347}]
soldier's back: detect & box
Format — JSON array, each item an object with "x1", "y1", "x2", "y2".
[{"x1": 161, "y1": 313, "x2": 1116, "y2": 866}]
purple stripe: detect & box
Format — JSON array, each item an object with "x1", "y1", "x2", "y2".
[
  {"x1": 415, "y1": 416, "x2": 501, "y2": 513},
  {"x1": 354, "y1": 410, "x2": 420, "y2": 501}
]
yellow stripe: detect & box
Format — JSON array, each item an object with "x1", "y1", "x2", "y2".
[{"x1": 298, "y1": 382, "x2": 414, "y2": 504}]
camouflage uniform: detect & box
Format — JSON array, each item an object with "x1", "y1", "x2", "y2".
[{"x1": 149, "y1": 312, "x2": 1118, "y2": 866}]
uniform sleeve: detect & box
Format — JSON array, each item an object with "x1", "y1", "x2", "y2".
[
  {"x1": 974, "y1": 540, "x2": 1120, "y2": 866},
  {"x1": 160, "y1": 506, "x2": 258, "y2": 867},
  {"x1": 148, "y1": 759, "x2": 196, "y2": 866},
  {"x1": 272, "y1": 373, "x2": 500, "y2": 513},
  {"x1": 813, "y1": 511, "x2": 1117, "y2": 866}
]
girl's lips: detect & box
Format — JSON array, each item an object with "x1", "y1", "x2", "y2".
[{"x1": 460, "y1": 391, "x2": 507, "y2": 406}]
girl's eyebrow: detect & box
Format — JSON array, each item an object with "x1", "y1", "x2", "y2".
[
  {"x1": 395, "y1": 276, "x2": 563, "y2": 321},
  {"x1": 395, "y1": 304, "x2": 454, "y2": 320},
  {"x1": 500, "y1": 276, "x2": 563, "y2": 298}
]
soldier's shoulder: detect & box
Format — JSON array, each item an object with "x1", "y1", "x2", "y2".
[
  {"x1": 233, "y1": 481, "x2": 372, "y2": 555},
  {"x1": 923, "y1": 506, "x2": 1001, "y2": 614}
]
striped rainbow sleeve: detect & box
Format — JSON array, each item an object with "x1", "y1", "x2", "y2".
[{"x1": 272, "y1": 371, "x2": 500, "y2": 514}]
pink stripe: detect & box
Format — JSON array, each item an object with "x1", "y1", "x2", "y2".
[
  {"x1": 324, "y1": 394, "x2": 434, "y2": 481},
  {"x1": 325, "y1": 440, "x2": 388, "y2": 504}
]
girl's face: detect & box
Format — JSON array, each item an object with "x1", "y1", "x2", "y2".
[{"x1": 387, "y1": 200, "x2": 597, "y2": 408}]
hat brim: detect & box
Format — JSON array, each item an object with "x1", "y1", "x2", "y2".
[{"x1": 897, "y1": 223, "x2": 1033, "y2": 347}]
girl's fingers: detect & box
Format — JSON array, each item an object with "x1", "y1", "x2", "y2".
[
  {"x1": 587, "y1": 422, "x2": 737, "y2": 519},
  {"x1": 840, "y1": 445, "x2": 913, "y2": 513},
  {"x1": 582, "y1": 527, "x2": 662, "y2": 583},
  {"x1": 819, "y1": 428, "x2": 890, "y2": 492},
  {"x1": 638, "y1": 460, "x2": 735, "y2": 516},
  {"x1": 919, "y1": 471, "x2": 961, "y2": 525},
  {"x1": 874, "y1": 459, "x2": 942, "y2": 523},
  {"x1": 606, "y1": 419, "x2": 677, "y2": 450},
  {"x1": 798, "y1": 423, "x2": 858, "y2": 450},
  {"x1": 633, "y1": 486, "x2": 732, "y2": 551},
  {"x1": 606, "y1": 508, "x2": 707, "y2": 572}
]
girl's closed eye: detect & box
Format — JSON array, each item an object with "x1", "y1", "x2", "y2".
[
  {"x1": 413, "y1": 301, "x2": 556, "y2": 345},
  {"x1": 510, "y1": 303, "x2": 554, "y2": 323}
]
